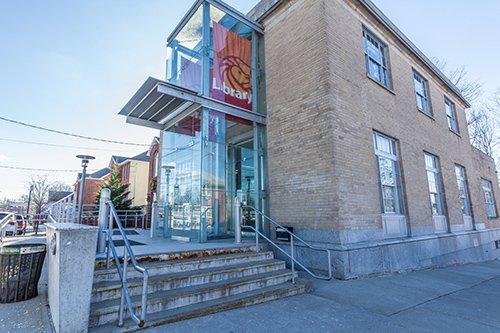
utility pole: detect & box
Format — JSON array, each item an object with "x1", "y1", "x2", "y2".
[{"x1": 76, "y1": 155, "x2": 95, "y2": 224}]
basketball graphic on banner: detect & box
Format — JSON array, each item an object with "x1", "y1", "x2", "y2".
[{"x1": 211, "y1": 21, "x2": 253, "y2": 110}]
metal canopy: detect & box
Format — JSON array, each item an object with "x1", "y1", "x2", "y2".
[{"x1": 119, "y1": 77, "x2": 266, "y2": 130}]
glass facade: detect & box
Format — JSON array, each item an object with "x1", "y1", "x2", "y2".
[{"x1": 158, "y1": 1, "x2": 266, "y2": 242}]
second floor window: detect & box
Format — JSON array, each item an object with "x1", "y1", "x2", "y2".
[
  {"x1": 413, "y1": 71, "x2": 431, "y2": 116},
  {"x1": 445, "y1": 98, "x2": 459, "y2": 133},
  {"x1": 363, "y1": 29, "x2": 390, "y2": 88},
  {"x1": 481, "y1": 179, "x2": 497, "y2": 218}
]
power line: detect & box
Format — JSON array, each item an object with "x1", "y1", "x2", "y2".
[
  {"x1": 0, "y1": 115, "x2": 149, "y2": 147},
  {"x1": 0, "y1": 137, "x2": 138, "y2": 153},
  {"x1": 0, "y1": 165, "x2": 94, "y2": 173}
]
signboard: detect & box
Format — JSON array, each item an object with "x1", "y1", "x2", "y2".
[{"x1": 211, "y1": 21, "x2": 252, "y2": 110}]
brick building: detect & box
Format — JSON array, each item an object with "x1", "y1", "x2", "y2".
[
  {"x1": 74, "y1": 167, "x2": 112, "y2": 207},
  {"x1": 110, "y1": 152, "x2": 150, "y2": 208},
  {"x1": 118, "y1": 0, "x2": 500, "y2": 278}
]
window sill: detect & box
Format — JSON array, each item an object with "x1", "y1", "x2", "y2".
[
  {"x1": 449, "y1": 129, "x2": 461, "y2": 138},
  {"x1": 417, "y1": 109, "x2": 435, "y2": 121},
  {"x1": 366, "y1": 74, "x2": 395, "y2": 95}
]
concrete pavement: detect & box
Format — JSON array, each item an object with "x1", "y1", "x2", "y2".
[
  {"x1": 0, "y1": 245, "x2": 498, "y2": 332},
  {"x1": 145, "y1": 259, "x2": 500, "y2": 332}
]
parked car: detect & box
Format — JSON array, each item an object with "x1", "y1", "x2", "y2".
[
  {"x1": 15, "y1": 214, "x2": 26, "y2": 235},
  {"x1": 0, "y1": 212, "x2": 17, "y2": 236}
]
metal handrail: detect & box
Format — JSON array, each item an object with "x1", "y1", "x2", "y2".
[
  {"x1": 241, "y1": 205, "x2": 332, "y2": 281},
  {"x1": 0, "y1": 213, "x2": 15, "y2": 242},
  {"x1": 105, "y1": 201, "x2": 149, "y2": 328}
]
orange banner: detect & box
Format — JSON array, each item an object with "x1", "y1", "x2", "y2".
[{"x1": 211, "y1": 21, "x2": 252, "y2": 110}]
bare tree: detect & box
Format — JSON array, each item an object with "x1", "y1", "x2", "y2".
[
  {"x1": 27, "y1": 175, "x2": 53, "y2": 214},
  {"x1": 49, "y1": 181, "x2": 72, "y2": 192},
  {"x1": 467, "y1": 105, "x2": 498, "y2": 156},
  {"x1": 432, "y1": 58, "x2": 483, "y2": 104},
  {"x1": 433, "y1": 58, "x2": 500, "y2": 158}
]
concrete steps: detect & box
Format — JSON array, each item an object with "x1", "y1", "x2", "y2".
[
  {"x1": 90, "y1": 282, "x2": 306, "y2": 333},
  {"x1": 93, "y1": 251, "x2": 274, "y2": 282},
  {"x1": 89, "y1": 247, "x2": 305, "y2": 331}
]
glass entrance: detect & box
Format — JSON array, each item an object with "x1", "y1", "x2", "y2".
[{"x1": 158, "y1": 108, "x2": 261, "y2": 242}]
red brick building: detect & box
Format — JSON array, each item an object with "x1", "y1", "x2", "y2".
[{"x1": 74, "y1": 167, "x2": 112, "y2": 208}]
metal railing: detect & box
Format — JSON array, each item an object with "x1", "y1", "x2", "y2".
[
  {"x1": 241, "y1": 205, "x2": 332, "y2": 282},
  {"x1": 104, "y1": 201, "x2": 149, "y2": 328},
  {"x1": 82, "y1": 209, "x2": 146, "y2": 229},
  {"x1": 47, "y1": 193, "x2": 77, "y2": 224},
  {"x1": 0, "y1": 213, "x2": 15, "y2": 242}
]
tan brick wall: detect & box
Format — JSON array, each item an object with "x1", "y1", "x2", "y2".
[
  {"x1": 262, "y1": 0, "x2": 500, "y2": 243},
  {"x1": 263, "y1": 0, "x2": 339, "y2": 232}
]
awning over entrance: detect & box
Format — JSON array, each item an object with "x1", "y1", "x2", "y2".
[{"x1": 119, "y1": 77, "x2": 266, "y2": 130}]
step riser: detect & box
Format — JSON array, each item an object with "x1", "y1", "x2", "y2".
[
  {"x1": 121, "y1": 286, "x2": 305, "y2": 332},
  {"x1": 89, "y1": 273, "x2": 293, "y2": 327},
  {"x1": 95, "y1": 246, "x2": 263, "y2": 270},
  {"x1": 93, "y1": 252, "x2": 274, "y2": 283},
  {"x1": 92, "y1": 261, "x2": 285, "y2": 303}
]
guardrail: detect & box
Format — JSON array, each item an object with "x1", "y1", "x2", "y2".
[
  {"x1": 0, "y1": 213, "x2": 15, "y2": 242},
  {"x1": 47, "y1": 193, "x2": 77, "y2": 224},
  {"x1": 104, "y1": 201, "x2": 149, "y2": 328},
  {"x1": 240, "y1": 204, "x2": 332, "y2": 282}
]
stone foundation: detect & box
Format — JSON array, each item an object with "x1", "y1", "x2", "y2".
[{"x1": 274, "y1": 228, "x2": 500, "y2": 279}]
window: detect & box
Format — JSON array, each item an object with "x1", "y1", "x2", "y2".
[
  {"x1": 413, "y1": 70, "x2": 432, "y2": 116},
  {"x1": 373, "y1": 132, "x2": 404, "y2": 214},
  {"x1": 445, "y1": 98, "x2": 459, "y2": 133},
  {"x1": 363, "y1": 29, "x2": 391, "y2": 88},
  {"x1": 481, "y1": 179, "x2": 497, "y2": 218},
  {"x1": 455, "y1": 165, "x2": 472, "y2": 216},
  {"x1": 424, "y1": 153, "x2": 445, "y2": 216}
]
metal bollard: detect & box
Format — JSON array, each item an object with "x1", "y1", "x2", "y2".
[{"x1": 234, "y1": 197, "x2": 242, "y2": 244}]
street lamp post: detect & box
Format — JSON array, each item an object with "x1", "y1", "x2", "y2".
[
  {"x1": 76, "y1": 155, "x2": 95, "y2": 224},
  {"x1": 161, "y1": 165, "x2": 175, "y2": 236}
]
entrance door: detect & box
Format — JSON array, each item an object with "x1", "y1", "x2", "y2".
[{"x1": 160, "y1": 111, "x2": 203, "y2": 242}]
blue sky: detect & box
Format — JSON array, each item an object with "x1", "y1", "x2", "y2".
[{"x1": 0, "y1": 0, "x2": 499, "y2": 198}]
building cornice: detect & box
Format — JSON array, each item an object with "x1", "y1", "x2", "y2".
[{"x1": 249, "y1": 0, "x2": 471, "y2": 108}]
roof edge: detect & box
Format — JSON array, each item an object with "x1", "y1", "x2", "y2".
[{"x1": 249, "y1": 0, "x2": 471, "y2": 108}]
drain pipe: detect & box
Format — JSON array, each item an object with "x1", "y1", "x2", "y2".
[{"x1": 234, "y1": 197, "x2": 242, "y2": 244}]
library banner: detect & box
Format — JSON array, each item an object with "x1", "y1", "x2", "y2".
[{"x1": 211, "y1": 21, "x2": 252, "y2": 111}]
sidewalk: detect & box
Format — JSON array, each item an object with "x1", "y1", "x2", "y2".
[
  {"x1": 0, "y1": 243, "x2": 51, "y2": 333},
  {"x1": 0, "y1": 249, "x2": 498, "y2": 332},
  {"x1": 145, "y1": 259, "x2": 500, "y2": 333}
]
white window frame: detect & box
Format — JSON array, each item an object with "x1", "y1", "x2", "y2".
[
  {"x1": 413, "y1": 70, "x2": 432, "y2": 116},
  {"x1": 445, "y1": 97, "x2": 459, "y2": 134},
  {"x1": 481, "y1": 179, "x2": 497, "y2": 218},
  {"x1": 363, "y1": 29, "x2": 391, "y2": 88},
  {"x1": 455, "y1": 165, "x2": 472, "y2": 216},
  {"x1": 373, "y1": 132, "x2": 404, "y2": 215},
  {"x1": 424, "y1": 153, "x2": 446, "y2": 216}
]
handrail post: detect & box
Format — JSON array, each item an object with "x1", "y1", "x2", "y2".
[
  {"x1": 106, "y1": 205, "x2": 113, "y2": 269},
  {"x1": 234, "y1": 197, "x2": 242, "y2": 244},
  {"x1": 97, "y1": 188, "x2": 111, "y2": 254},
  {"x1": 254, "y1": 207, "x2": 259, "y2": 251},
  {"x1": 290, "y1": 236, "x2": 296, "y2": 284},
  {"x1": 119, "y1": 248, "x2": 128, "y2": 327}
]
